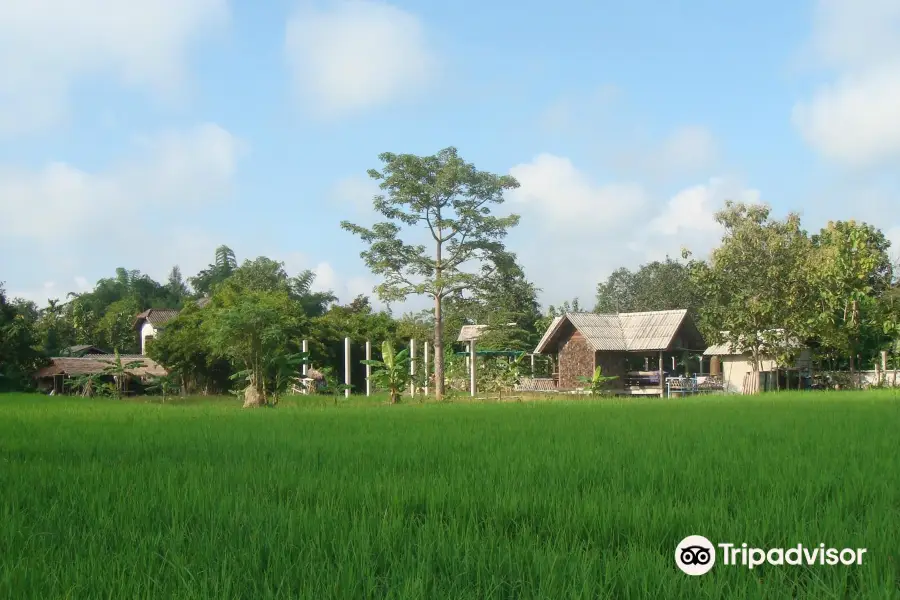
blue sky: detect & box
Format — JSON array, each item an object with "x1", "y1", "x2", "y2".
[{"x1": 1, "y1": 0, "x2": 898, "y2": 310}]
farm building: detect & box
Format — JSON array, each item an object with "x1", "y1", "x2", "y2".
[
  {"x1": 33, "y1": 355, "x2": 167, "y2": 395},
  {"x1": 133, "y1": 309, "x2": 181, "y2": 355},
  {"x1": 531, "y1": 309, "x2": 707, "y2": 396},
  {"x1": 132, "y1": 298, "x2": 210, "y2": 355},
  {"x1": 704, "y1": 332, "x2": 812, "y2": 394}
]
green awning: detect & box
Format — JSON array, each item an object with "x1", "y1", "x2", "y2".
[{"x1": 453, "y1": 350, "x2": 526, "y2": 357}]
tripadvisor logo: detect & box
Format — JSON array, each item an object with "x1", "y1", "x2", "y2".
[{"x1": 675, "y1": 535, "x2": 867, "y2": 576}]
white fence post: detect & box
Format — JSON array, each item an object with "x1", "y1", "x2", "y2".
[
  {"x1": 302, "y1": 339, "x2": 308, "y2": 376},
  {"x1": 410, "y1": 339, "x2": 416, "y2": 396},
  {"x1": 470, "y1": 340, "x2": 476, "y2": 397},
  {"x1": 365, "y1": 340, "x2": 372, "y2": 397},
  {"x1": 424, "y1": 342, "x2": 430, "y2": 396},
  {"x1": 344, "y1": 337, "x2": 351, "y2": 398}
]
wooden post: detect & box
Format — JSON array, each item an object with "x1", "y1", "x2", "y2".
[
  {"x1": 410, "y1": 339, "x2": 416, "y2": 396},
  {"x1": 659, "y1": 351, "x2": 665, "y2": 398},
  {"x1": 424, "y1": 342, "x2": 430, "y2": 396},
  {"x1": 302, "y1": 339, "x2": 308, "y2": 376},
  {"x1": 365, "y1": 340, "x2": 371, "y2": 397},
  {"x1": 470, "y1": 340, "x2": 477, "y2": 397},
  {"x1": 882, "y1": 350, "x2": 889, "y2": 386},
  {"x1": 530, "y1": 353, "x2": 535, "y2": 375},
  {"x1": 344, "y1": 337, "x2": 350, "y2": 398}
]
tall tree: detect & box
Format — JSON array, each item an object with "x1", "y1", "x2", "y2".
[
  {"x1": 808, "y1": 220, "x2": 893, "y2": 372},
  {"x1": 0, "y1": 284, "x2": 45, "y2": 390},
  {"x1": 289, "y1": 269, "x2": 337, "y2": 317},
  {"x1": 204, "y1": 289, "x2": 307, "y2": 407},
  {"x1": 166, "y1": 266, "x2": 190, "y2": 304},
  {"x1": 594, "y1": 268, "x2": 636, "y2": 313},
  {"x1": 189, "y1": 245, "x2": 238, "y2": 296},
  {"x1": 467, "y1": 254, "x2": 542, "y2": 351},
  {"x1": 214, "y1": 256, "x2": 337, "y2": 317},
  {"x1": 96, "y1": 297, "x2": 141, "y2": 353},
  {"x1": 147, "y1": 302, "x2": 232, "y2": 394},
  {"x1": 341, "y1": 147, "x2": 520, "y2": 400},
  {"x1": 36, "y1": 298, "x2": 75, "y2": 356},
  {"x1": 594, "y1": 256, "x2": 702, "y2": 319},
  {"x1": 692, "y1": 201, "x2": 813, "y2": 371}
]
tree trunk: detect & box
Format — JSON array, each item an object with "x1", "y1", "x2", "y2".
[{"x1": 434, "y1": 293, "x2": 445, "y2": 401}]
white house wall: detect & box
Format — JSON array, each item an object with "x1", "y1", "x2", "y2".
[
  {"x1": 720, "y1": 349, "x2": 812, "y2": 394},
  {"x1": 140, "y1": 322, "x2": 158, "y2": 355}
]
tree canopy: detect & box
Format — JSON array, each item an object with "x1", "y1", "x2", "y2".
[{"x1": 341, "y1": 147, "x2": 521, "y2": 400}]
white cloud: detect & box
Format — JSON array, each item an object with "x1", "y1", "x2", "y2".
[
  {"x1": 611, "y1": 125, "x2": 719, "y2": 179},
  {"x1": 331, "y1": 174, "x2": 381, "y2": 213},
  {"x1": 539, "y1": 84, "x2": 620, "y2": 134},
  {"x1": 279, "y1": 252, "x2": 376, "y2": 304},
  {"x1": 508, "y1": 153, "x2": 647, "y2": 227},
  {"x1": 0, "y1": 123, "x2": 241, "y2": 243},
  {"x1": 285, "y1": 0, "x2": 434, "y2": 118},
  {"x1": 793, "y1": 0, "x2": 900, "y2": 167},
  {"x1": 656, "y1": 126, "x2": 719, "y2": 174},
  {"x1": 505, "y1": 154, "x2": 760, "y2": 306},
  {"x1": 634, "y1": 178, "x2": 760, "y2": 261},
  {"x1": 809, "y1": 0, "x2": 900, "y2": 71},
  {"x1": 9, "y1": 276, "x2": 96, "y2": 304},
  {"x1": 0, "y1": 0, "x2": 228, "y2": 135},
  {"x1": 793, "y1": 66, "x2": 900, "y2": 167}
]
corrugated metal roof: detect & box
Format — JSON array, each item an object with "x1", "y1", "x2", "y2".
[
  {"x1": 620, "y1": 310, "x2": 689, "y2": 350},
  {"x1": 534, "y1": 309, "x2": 689, "y2": 353},
  {"x1": 567, "y1": 312, "x2": 626, "y2": 350},
  {"x1": 457, "y1": 324, "x2": 488, "y2": 342},
  {"x1": 133, "y1": 308, "x2": 180, "y2": 330},
  {"x1": 703, "y1": 329, "x2": 802, "y2": 356},
  {"x1": 704, "y1": 341, "x2": 744, "y2": 355}
]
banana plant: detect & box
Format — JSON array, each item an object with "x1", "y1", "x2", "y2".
[
  {"x1": 497, "y1": 353, "x2": 527, "y2": 400},
  {"x1": 269, "y1": 351, "x2": 309, "y2": 405},
  {"x1": 361, "y1": 340, "x2": 411, "y2": 404},
  {"x1": 577, "y1": 366, "x2": 619, "y2": 396},
  {"x1": 65, "y1": 372, "x2": 102, "y2": 397},
  {"x1": 146, "y1": 372, "x2": 181, "y2": 402},
  {"x1": 101, "y1": 350, "x2": 146, "y2": 399}
]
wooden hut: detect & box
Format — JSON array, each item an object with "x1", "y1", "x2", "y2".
[
  {"x1": 34, "y1": 355, "x2": 167, "y2": 394},
  {"x1": 532, "y1": 309, "x2": 706, "y2": 396}
]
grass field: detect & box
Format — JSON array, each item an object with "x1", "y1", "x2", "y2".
[{"x1": 1, "y1": 391, "x2": 899, "y2": 599}]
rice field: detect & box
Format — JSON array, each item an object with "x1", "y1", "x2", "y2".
[{"x1": 1, "y1": 391, "x2": 899, "y2": 599}]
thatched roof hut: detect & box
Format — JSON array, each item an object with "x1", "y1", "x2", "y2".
[{"x1": 34, "y1": 355, "x2": 167, "y2": 379}]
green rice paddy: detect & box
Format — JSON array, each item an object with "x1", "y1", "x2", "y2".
[{"x1": 1, "y1": 391, "x2": 899, "y2": 599}]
